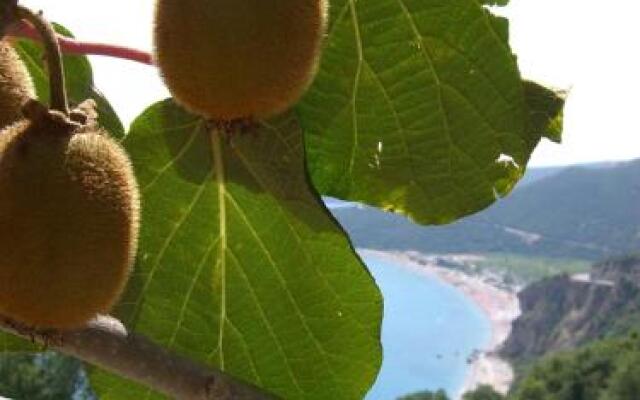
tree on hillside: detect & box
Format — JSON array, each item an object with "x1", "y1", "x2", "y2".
[
  {"x1": 398, "y1": 389, "x2": 449, "y2": 400},
  {"x1": 511, "y1": 336, "x2": 640, "y2": 400},
  {"x1": 463, "y1": 385, "x2": 505, "y2": 400},
  {"x1": 604, "y1": 352, "x2": 640, "y2": 400},
  {"x1": 0, "y1": 353, "x2": 93, "y2": 400}
]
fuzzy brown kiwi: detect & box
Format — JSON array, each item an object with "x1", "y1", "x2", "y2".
[
  {"x1": 153, "y1": 0, "x2": 328, "y2": 121},
  {"x1": 0, "y1": 40, "x2": 35, "y2": 128},
  {"x1": 0, "y1": 100, "x2": 139, "y2": 329}
]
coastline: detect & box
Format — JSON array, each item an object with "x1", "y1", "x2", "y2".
[{"x1": 359, "y1": 249, "x2": 520, "y2": 398}]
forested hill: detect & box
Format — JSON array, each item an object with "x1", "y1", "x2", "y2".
[{"x1": 330, "y1": 159, "x2": 640, "y2": 261}]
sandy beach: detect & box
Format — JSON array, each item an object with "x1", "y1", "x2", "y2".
[{"x1": 359, "y1": 249, "x2": 520, "y2": 398}]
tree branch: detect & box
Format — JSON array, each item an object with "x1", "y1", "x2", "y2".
[
  {"x1": 7, "y1": 19, "x2": 153, "y2": 65},
  {"x1": 0, "y1": 315, "x2": 273, "y2": 400}
]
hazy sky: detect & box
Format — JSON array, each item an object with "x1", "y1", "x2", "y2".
[{"x1": 18, "y1": 0, "x2": 640, "y2": 167}]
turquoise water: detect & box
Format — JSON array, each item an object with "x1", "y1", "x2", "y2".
[{"x1": 362, "y1": 253, "x2": 491, "y2": 400}]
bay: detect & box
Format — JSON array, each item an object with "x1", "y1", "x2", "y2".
[{"x1": 362, "y1": 252, "x2": 491, "y2": 399}]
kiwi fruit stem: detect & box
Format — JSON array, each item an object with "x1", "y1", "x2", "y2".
[{"x1": 15, "y1": 5, "x2": 68, "y2": 115}]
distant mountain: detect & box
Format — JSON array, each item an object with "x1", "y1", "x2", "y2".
[
  {"x1": 517, "y1": 161, "x2": 618, "y2": 187},
  {"x1": 516, "y1": 165, "x2": 564, "y2": 187},
  {"x1": 330, "y1": 159, "x2": 640, "y2": 261}
]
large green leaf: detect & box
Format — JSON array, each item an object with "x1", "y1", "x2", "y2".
[
  {"x1": 14, "y1": 24, "x2": 124, "y2": 138},
  {"x1": 480, "y1": 0, "x2": 509, "y2": 6},
  {"x1": 90, "y1": 101, "x2": 382, "y2": 399},
  {"x1": 298, "y1": 0, "x2": 557, "y2": 224},
  {"x1": 523, "y1": 81, "x2": 565, "y2": 144},
  {"x1": 0, "y1": 333, "x2": 34, "y2": 352}
]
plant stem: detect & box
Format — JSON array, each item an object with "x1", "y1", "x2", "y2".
[
  {"x1": 0, "y1": 315, "x2": 273, "y2": 400},
  {"x1": 15, "y1": 6, "x2": 68, "y2": 115},
  {"x1": 9, "y1": 19, "x2": 153, "y2": 65}
]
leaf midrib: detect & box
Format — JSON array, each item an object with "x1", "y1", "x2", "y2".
[{"x1": 211, "y1": 129, "x2": 228, "y2": 369}]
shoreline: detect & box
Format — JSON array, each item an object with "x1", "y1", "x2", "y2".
[{"x1": 359, "y1": 249, "x2": 520, "y2": 398}]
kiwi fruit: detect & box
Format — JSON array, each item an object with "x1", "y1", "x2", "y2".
[
  {"x1": 0, "y1": 40, "x2": 35, "y2": 128},
  {"x1": 0, "y1": 100, "x2": 139, "y2": 329},
  {"x1": 153, "y1": 0, "x2": 328, "y2": 120}
]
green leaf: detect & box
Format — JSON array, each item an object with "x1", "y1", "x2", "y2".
[
  {"x1": 0, "y1": 334, "x2": 34, "y2": 353},
  {"x1": 91, "y1": 101, "x2": 382, "y2": 399},
  {"x1": 486, "y1": 12, "x2": 509, "y2": 44},
  {"x1": 298, "y1": 0, "x2": 554, "y2": 224},
  {"x1": 479, "y1": 0, "x2": 509, "y2": 6},
  {"x1": 13, "y1": 24, "x2": 124, "y2": 138},
  {"x1": 523, "y1": 81, "x2": 566, "y2": 144}
]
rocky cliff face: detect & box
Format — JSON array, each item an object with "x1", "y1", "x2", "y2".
[{"x1": 500, "y1": 255, "x2": 640, "y2": 362}]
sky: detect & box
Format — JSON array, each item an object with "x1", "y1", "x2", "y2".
[{"x1": 17, "y1": 0, "x2": 640, "y2": 167}]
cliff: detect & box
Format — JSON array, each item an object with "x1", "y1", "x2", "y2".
[{"x1": 500, "y1": 255, "x2": 640, "y2": 362}]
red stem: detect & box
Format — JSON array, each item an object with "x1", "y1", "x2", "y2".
[{"x1": 8, "y1": 20, "x2": 153, "y2": 65}]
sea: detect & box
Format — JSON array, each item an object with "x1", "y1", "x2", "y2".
[{"x1": 361, "y1": 252, "x2": 492, "y2": 400}]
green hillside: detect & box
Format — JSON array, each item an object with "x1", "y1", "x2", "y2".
[
  {"x1": 510, "y1": 335, "x2": 640, "y2": 400},
  {"x1": 331, "y1": 159, "x2": 640, "y2": 261},
  {"x1": 399, "y1": 334, "x2": 640, "y2": 400}
]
